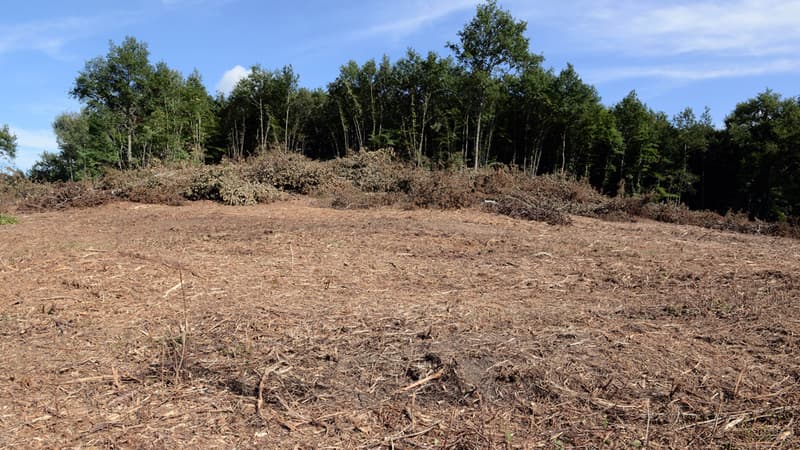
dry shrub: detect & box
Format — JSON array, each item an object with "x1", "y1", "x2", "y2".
[
  {"x1": 403, "y1": 170, "x2": 478, "y2": 209},
  {"x1": 247, "y1": 151, "x2": 332, "y2": 194},
  {"x1": 330, "y1": 149, "x2": 407, "y2": 193},
  {"x1": 101, "y1": 168, "x2": 192, "y2": 206},
  {"x1": 638, "y1": 203, "x2": 800, "y2": 237},
  {"x1": 518, "y1": 174, "x2": 607, "y2": 215},
  {"x1": 487, "y1": 194, "x2": 572, "y2": 225},
  {"x1": 189, "y1": 165, "x2": 281, "y2": 206},
  {"x1": 13, "y1": 181, "x2": 113, "y2": 212},
  {"x1": 327, "y1": 180, "x2": 399, "y2": 210}
]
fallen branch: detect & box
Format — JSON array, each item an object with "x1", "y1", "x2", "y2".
[{"x1": 398, "y1": 370, "x2": 444, "y2": 393}]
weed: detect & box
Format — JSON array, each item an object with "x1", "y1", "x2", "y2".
[{"x1": 0, "y1": 213, "x2": 17, "y2": 225}]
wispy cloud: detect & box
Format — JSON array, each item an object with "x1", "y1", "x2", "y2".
[
  {"x1": 515, "y1": 0, "x2": 800, "y2": 82},
  {"x1": 0, "y1": 17, "x2": 91, "y2": 56},
  {"x1": 361, "y1": 0, "x2": 479, "y2": 37},
  {"x1": 0, "y1": 12, "x2": 139, "y2": 58},
  {"x1": 11, "y1": 126, "x2": 58, "y2": 152},
  {"x1": 586, "y1": 59, "x2": 800, "y2": 83},
  {"x1": 591, "y1": 0, "x2": 800, "y2": 57}
]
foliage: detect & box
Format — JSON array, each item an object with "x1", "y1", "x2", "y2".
[{"x1": 0, "y1": 125, "x2": 17, "y2": 160}]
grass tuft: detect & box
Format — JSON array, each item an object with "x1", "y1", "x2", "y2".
[{"x1": 0, "y1": 213, "x2": 18, "y2": 225}]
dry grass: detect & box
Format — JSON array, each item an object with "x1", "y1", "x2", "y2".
[{"x1": 1, "y1": 199, "x2": 798, "y2": 448}]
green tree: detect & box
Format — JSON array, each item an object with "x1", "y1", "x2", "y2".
[
  {"x1": 550, "y1": 64, "x2": 600, "y2": 174},
  {"x1": 52, "y1": 112, "x2": 91, "y2": 180},
  {"x1": 448, "y1": 0, "x2": 530, "y2": 170},
  {"x1": 726, "y1": 90, "x2": 800, "y2": 219},
  {"x1": 660, "y1": 107, "x2": 713, "y2": 201},
  {"x1": 71, "y1": 37, "x2": 154, "y2": 167},
  {"x1": 613, "y1": 91, "x2": 660, "y2": 194},
  {"x1": 221, "y1": 65, "x2": 298, "y2": 158},
  {"x1": 0, "y1": 124, "x2": 17, "y2": 160}
]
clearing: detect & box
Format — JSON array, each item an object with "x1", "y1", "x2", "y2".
[{"x1": 1, "y1": 199, "x2": 798, "y2": 448}]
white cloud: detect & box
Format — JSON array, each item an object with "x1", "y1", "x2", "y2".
[
  {"x1": 215, "y1": 65, "x2": 248, "y2": 95},
  {"x1": 1, "y1": 127, "x2": 57, "y2": 172}
]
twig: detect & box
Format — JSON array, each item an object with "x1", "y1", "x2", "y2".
[
  {"x1": 63, "y1": 374, "x2": 140, "y2": 385},
  {"x1": 163, "y1": 281, "x2": 183, "y2": 298},
  {"x1": 393, "y1": 423, "x2": 440, "y2": 441},
  {"x1": 733, "y1": 365, "x2": 747, "y2": 398},
  {"x1": 398, "y1": 370, "x2": 443, "y2": 392},
  {"x1": 257, "y1": 364, "x2": 281, "y2": 417},
  {"x1": 175, "y1": 268, "x2": 189, "y2": 384},
  {"x1": 644, "y1": 398, "x2": 651, "y2": 448}
]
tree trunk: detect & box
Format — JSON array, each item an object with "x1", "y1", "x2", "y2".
[
  {"x1": 462, "y1": 114, "x2": 469, "y2": 170},
  {"x1": 126, "y1": 129, "x2": 133, "y2": 168},
  {"x1": 474, "y1": 105, "x2": 483, "y2": 171},
  {"x1": 561, "y1": 129, "x2": 567, "y2": 174},
  {"x1": 284, "y1": 89, "x2": 291, "y2": 153},
  {"x1": 485, "y1": 122, "x2": 495, "y2": 167},
  {"x1": 259, "y1": 98, "x2": 265, "y2": 151},
  {"x1": 338, "y1": 105, "x2": 349, "y2": 155},
  {"x1": 418, "y1": 95, "x2": 430, "y2": 167}
]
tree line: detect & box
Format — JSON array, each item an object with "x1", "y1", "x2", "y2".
[{"x1": 19, "y1": 1, "x2": 800, "y2": 222}]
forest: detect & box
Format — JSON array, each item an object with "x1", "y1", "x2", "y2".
[{"x1": 4, "y1": 0, "x2": 800, "y2": 222}]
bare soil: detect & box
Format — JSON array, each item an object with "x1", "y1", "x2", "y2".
[{"x1": 1, "y1": 199, "x2": 798, "y2": 448}]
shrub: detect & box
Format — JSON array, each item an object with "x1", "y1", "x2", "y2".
[
  {"x1": 486, "y1": 194, "x2": 572, "y2": 225},
  {"x1": 247, "y1": 151, "x2": 332, "y2": 194},
  {"x1": 101, "y1": 168, "x2": 191, "y2": 205},
  {"x1": 188, "y1": 165, "x2": 281, "y2": 206},
  {"x1": 330, "y1": 149, "x2": 407, "y2": 193}
]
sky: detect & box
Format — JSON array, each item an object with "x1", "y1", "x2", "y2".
[{"x1": 2, "y1": 0, "x2": 799, "y2": 171}]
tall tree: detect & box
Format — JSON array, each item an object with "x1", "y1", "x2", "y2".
[
  {"x1": 725, "y1": 90, "x2": 800, "y2": 219},
  {"x1": 550, "y1": 64, "x2": 600, "y2": 174},
  {"x1": 71, "y1": 37, "x2": 153, "y2": 167},
  {"x1": 613, "y1": 91, "x2": 660, "y2": 194},
  {"x1": 448, "y1": 0, "x2": 529, "y2": 170}
]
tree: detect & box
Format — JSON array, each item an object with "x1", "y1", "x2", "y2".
[
  {"x1": 220, "y1": 65, "x2": 299, "y2": 158},
  {"x1": 550, "y1": 64, "x2": 600, "y2": 174},
  {"x1": 71, "y1": 37, "x2": 153, "y2": 167},
  {"x1": 0, "y1": 124, "x2": 17, "y2": 160},
  {"x1": 52, "y1": 112, "x2": 91, "y2": 180},
  {"x1": 662, "y1": 107, "x2": 713, "y2": 202},
  {"x1": 182, "y1": 70, "x2": 217, "y2": 162},
  {"x1": 725, "y1": 90, "x2": 800, "y2": 219},
  {"x1": 448, "y1": 0, "x2": 530, "y2": 170},
  {"x1": 613, "y1": 91, "x2": 660, "y2": 194}
]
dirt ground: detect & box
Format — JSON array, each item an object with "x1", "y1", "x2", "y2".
[{"x1": 1, "y1": 199, "x2": 798, "y2": 449}]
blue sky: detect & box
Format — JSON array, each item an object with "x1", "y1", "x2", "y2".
[{"x1": 2, "y1": 0, "x2": 799, "y2": 171}]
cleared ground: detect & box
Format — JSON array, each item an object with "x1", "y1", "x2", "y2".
[{"x1": 1, "y1": 199, "x2": 798, "y2": 448}]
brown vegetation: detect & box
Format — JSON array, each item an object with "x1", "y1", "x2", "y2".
[
  {"x1": 1, "y1": 199, "x2": 798, "y2": 448},
  {"x1": 3, "y1": 151, "x2": 799, "y2": 239}
]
